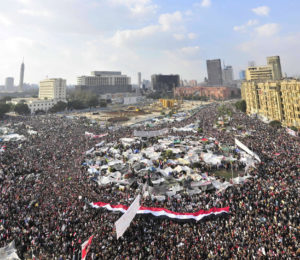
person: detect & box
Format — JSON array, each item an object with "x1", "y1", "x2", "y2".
[{"x1": 0, "y1": 104, "x2": 298, "y2": 259}]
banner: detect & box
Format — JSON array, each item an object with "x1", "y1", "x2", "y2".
[
  {"x1": 286, "y1": 128, "x2": 297, "y2": 137},
  {"x1": 85, "y1": 132, "x2": 108, "y2": 139},
  {"x1": 0, "y1": 241, "x2": 20, "y2": 260},
  {"x1": 115, "y1": 195, "x2": 140, "y2": 239},
  {"x1": 91, "y1": 201, "x2": 229, "y2": 222},
  {"x1": 133, "y1": 129, "x2": 168, "y2": 138},
  {"x1": 235, "y1": 138, "x2": 261, "y2": 162},
  {"x1": 81, "y1": 235, "x2": 94, "y2": 260}
]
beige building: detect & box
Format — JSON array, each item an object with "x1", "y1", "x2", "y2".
[
  {"x1": 242, "y1": 80, "x2": 300, "y2": 129},
  {"x1": 281, "y1": 80, "x2": 300, "y2": 127},
  {"x1": 39, "y1": 78, "x2": 66, "y2": 100},
  {"x1": 245, "y1": 66, "x2": 273, "y2": 81},
  {"x1": 8, "y1": 78, "x2": 67, "y2": 114}
]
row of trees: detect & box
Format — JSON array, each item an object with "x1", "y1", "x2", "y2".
[{"x1": 0, "y1": 102, "x2": 31, "y2": 118}]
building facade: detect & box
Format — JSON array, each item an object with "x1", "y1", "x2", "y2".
[
  {"x1": 138, "y1": 72, "x2": 142, "y2": 89},
  {"x1": 39, "y1": 78, "x2": 66, "y2": 100},
  {"x1": 189, "y1": 80, "x2": 198, "y2": 87},
  {"x1": 206, "y1": 59, "x2": 223, "y2": 86},
  {"x1": 5, "y1": 77, "x2": 14, "y2": 91},
  {"x1": 267, "y1": 56, "x2": 282, "y2": 80},
  {"x1": 223, "y1": 66, "x2": 234, "y2": 85},
  {"x1": 151, "y1": 74, "x2": 180, "y2": 92},
  {"x1": 239, "y1": 70, "x2": 246, "y2": 80},
  {"x1": 9, "y1": 98, "x2": 58, "y2": 114},
  {"x1": 76, "y1": 71, "x2": 132, "y2": 94},
  {"x1": 175, "y1": 86, "x2": 240, "y2": 100},
  {"x1": 245, "y1": 66, "x2": 273, "y2": 81},
  {"x1": 242, "y1": 80, "x2": 300, "y2": 129}
]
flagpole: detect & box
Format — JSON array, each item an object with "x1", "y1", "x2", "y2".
[{"x1": 231, "y1": 161, "x2": 233, "y2": 181}]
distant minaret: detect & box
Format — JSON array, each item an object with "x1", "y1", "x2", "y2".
[{"x1": 19, "y1": 59, "x2": 25, "y2": 92}]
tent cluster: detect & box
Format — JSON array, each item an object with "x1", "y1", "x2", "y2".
[{"x1": 83, "y1": 128, "x2": 256, "y2": 201}]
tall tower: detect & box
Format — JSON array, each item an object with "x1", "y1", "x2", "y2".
[
  {"x1": 19, "y1": 59, "x2": 25, "y2": 92},
  {"x1": 206, "y1": 59, "x2": 223, "y2": 86},
  {"x1": 267, "y1": 56, "x2": 282, "y2": 80},
  {"x1": 138, "y1": 72, "x2": 142, "y2": 89}
]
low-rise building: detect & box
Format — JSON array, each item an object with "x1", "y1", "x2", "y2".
[
  {"x1": 174, "y1": 86, "x2": 240, "y2": 100},
  {"x1": 9, "y1": 98, "x2": 58, "y2": 114}
]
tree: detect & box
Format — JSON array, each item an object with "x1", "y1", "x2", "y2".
[
  {"x1": 235, "y1": 100, "x2": 246, "y2": 112},
  {"x1": 0, "y1": 103, "x2": 11, "y2": 118},
  {"x1": 162, "y1": 150, "x2": 175, "y2": 160},
  {"x1": 67, "y1": 100, "x2": 86, "y2": 110},
  {"x1": 290, "y1": 126, "x2": 298, "y2": 132},
  {"x1": 269, "y1": 120, "x2": 281, "y2": 129},
  {"x1": 87, "y1": 96, "x2": 99, "y2": 108},
  {"x1": 35, "y1": 109, "x2": 46, "y2": 115},
  {"x1": 218, "y1": 104, "x2": 233, "y2": 117},
  {"x1": 197, "y1": 127, "x2": 203, "y2": 133},
  {"x1": 0, "y1": 96, "x2": 12, "y2": 103},
  {"x1": 99, "y1": 100, "x2": 107, "y2": 107},
  {"x1": 14, "y1": 103, "x2": 31, "y2": 115},
  {"x1": 49, "y1": 101, "x2": 67, "y2": 113}
]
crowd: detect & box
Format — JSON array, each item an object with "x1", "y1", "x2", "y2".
[{"x1": 0, "y1": 103, "x2": 299, "y2": 259}]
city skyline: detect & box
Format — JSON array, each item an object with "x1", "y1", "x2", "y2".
[{"x1": 1, "y1": 0, "x2": 300, "y2": 84}]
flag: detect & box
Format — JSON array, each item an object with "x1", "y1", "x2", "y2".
[
  {"x1": 0, "y1": 240, "x2": 20, "y2": 260},
  {"x1": 115, "y1": 195, "x2": 140, "y2": 239},
  {"x1": 92, "y1": 201, "x2": 229, "y2": 222},
  {"x1": 81, "y1": 235, "x2": 94, "y2": 260}
]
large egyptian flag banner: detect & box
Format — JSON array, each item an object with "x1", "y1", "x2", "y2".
[
  {"x1": 115, "y1": 195, "x2": 141, "y2": 239},
  {"x1": 91, "y1": 201, "x2": 229, "y2": 222},
  {"x1": 81, "y1": 235, "x2": 94, "y2": 260}
]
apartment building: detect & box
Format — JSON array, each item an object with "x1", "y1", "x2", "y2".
[{"x1": 242, "y1": 80, "x2": 300, "y2": 128}]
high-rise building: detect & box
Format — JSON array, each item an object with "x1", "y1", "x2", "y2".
[
  {"x1": 245, "y1": 66, "x2": 273, "y2": 81},
  {"x1": 248, "y1": 61, "x2": 256, "y2": 67},
  {"x1": 39, "y1": 78, "x2": 66, "y2": 100},
  {"x1": 151, "y1": 74, "x2": 180, "y2": 92},
  {"x1": 19, "y1": 60, "x2": 25, "y2": 92},
  {"x1": 206, "y1": 59, "x2": 223, "y2": 86},
  {"x1": 76, "y1": 71, "x2": 132, "y2": 94},
  {"x1": 267, "y1": 56, "x2": 282, "y2": 80},
  {"x1": 222, "y1": 66, "x2": 234, "y2": 85},
  {"x1": 5, "y1": 77, "x2": 14, "y2": 91},
  {"x1": 239, "y1": 70, "x2": 246, "y2": 80},
  {"x1": 138, "y1": 72, "x2": 142, "y2": 89}
]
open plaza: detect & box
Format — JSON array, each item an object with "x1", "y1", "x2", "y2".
[{"x1": 0, "y1": 101, "x2": 299, "y2": 259}]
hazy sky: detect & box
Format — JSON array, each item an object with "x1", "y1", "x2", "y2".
[{"x1": 1, "y1": 0, "x2": 300, "y2": 85}]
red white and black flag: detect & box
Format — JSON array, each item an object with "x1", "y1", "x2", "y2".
[
  {"x1": 81, "y1": 235, "x2": 94, "y2": 260},
  {"x1": 91, "y1": 201, "x2": 229, "y2": 222}
]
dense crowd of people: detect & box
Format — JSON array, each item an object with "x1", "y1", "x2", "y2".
[{"x1": 0, "y1": 103, "x2": 299, "y2": 259}]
